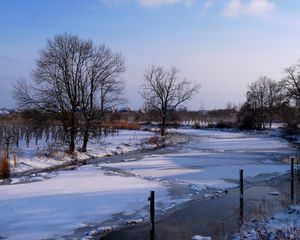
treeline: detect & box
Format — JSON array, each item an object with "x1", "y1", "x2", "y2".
[
  {"x1": 0, "y1": 112, "x2": 118, "y2": 157},
  {"x1": 238, "y1": 63, "x2": 300, "y2": 130}
]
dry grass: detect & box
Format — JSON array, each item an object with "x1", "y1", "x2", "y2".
[
  {"x1": 0, "y1": 151, "x2": 11, "y2": 179},
  {"x1": 101, "y1": 121, "x2": 141, "y2": 130}
]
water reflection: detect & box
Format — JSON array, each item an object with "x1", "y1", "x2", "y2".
[
  {"x1": 103, "y1": 176, "x2": 300, "y2": 240},
  {"x1": 150, "y1": 229, "x2": 155, "y2": 240}
]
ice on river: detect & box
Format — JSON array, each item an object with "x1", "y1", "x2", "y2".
[{"x1": 101, "y1": 129, "x2": 293, "y2": 190}]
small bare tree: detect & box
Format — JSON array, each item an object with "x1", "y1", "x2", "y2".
[{"x1": 141, "y1": 65, "x2": 200, "y2": 136}]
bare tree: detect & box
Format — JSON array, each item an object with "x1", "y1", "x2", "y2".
[
  {"x1": 14, "y1": 33, "x2": 125, "y2": 153},
  {"x1": 141, "y1": 65, "x2": 200, "y2": 136}
]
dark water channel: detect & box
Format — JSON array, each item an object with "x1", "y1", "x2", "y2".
[{"x1": 101, "y1": 175, "x2": 300, "y2": 240}]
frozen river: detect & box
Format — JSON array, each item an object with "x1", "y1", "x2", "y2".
[{"x1": 0, "y1": 129, "x2": 295, "y2": 239}]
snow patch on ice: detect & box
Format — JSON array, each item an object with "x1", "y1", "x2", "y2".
[{"x1": 192, "y1": 235, "x2": 211, "y2": 240}]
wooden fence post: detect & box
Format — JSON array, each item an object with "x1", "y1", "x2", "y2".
[
  {"x1": 148, "y1": 190, "x2": 155, "y2": 230},
  {"x1": 148, "y1": 190, "x2": 155, "y2": 239},
  {"x1": 291, "y1": 157, "x2": 295, "y2": 203},
  {"x1": 240, "y1": 169, "x2": 244, "y2": 224}
]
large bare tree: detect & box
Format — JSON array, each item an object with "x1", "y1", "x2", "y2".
[
  {"x1": 141, "y1": 65, "x2": 200, "y2": 136},
  {"x1": 14, "y1": 33, "x2": 125, "y2": 153}
]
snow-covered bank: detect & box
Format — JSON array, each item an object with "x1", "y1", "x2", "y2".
[
  {"x1": 10, "y1": 130, "x2": 155, "y2": 173},
  {"x1": 0, "y1": 165, "x2": 173, "y2": 240},
  {"x1": 233, "y1": 205, "x2": 300, "y2": 240}
]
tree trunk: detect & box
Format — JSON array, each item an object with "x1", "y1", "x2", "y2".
[
  {"x1": 81, "y1": 130, "x2": 89, "y2": 153},
  {"x1": 68, "y1": 111, "x2": 76, "y2": 154},
  {"x1": 68, "y1": 123, "x2": 76, "y2": 154},
  {"x1": 6, "y1": 143, "x2": 9, "y2": 159},
  {"x1": 161, "y1": 116, "x2": 166, "y2": 136},
  {"x1": 69, "y1": 132, "x2": 76, "y2": 154}
]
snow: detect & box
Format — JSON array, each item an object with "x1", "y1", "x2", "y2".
[
  {"x1": 76, "y1": 130, "x2": 155, "y2": 159},
  {"x1": 233, "y1": 205, "x2": 300, "y2": 239},
  {"x1": 10, "y1": 130, "x2": 155, "y2": 173},
  {"x1": 82, "y1": 226, "x2": 113, "y2": 239},
  {"x1": 0, "y1": 109, "x2": 10, "y2": 114},
  {"x1": 0, "y1": 166, "x2": 171, "y2": 240},
  {"x1": 192, "y1": 236, "x2": 211, "y2": 240},
  {"x1": 0, "y1": 128, "x2": 295, "y2": 239}
]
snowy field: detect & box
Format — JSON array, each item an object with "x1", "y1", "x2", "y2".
[{"x1": 0, "y1": 128, "x2": 295, "y2": 239}]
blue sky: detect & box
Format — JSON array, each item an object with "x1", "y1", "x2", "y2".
[{"x1": 1, "y1": 0, "x2": 300, "y2": 110}]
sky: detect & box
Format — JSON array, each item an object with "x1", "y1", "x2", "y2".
[{"x1": 1, "y1": 0, "x2": 300, "y2": 110}]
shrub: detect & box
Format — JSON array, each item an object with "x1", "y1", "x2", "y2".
[{"x1": 0, "y1": 153, "x2": 11, "y2": 179}]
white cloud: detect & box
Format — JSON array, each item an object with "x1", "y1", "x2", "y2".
[
  {"x1": 224, "y1": 0, "x2": 241, "y2": 17},
  {"x1": 247, "y1": 0, "x2": 275, "y2": 16},
  {"x1": 100, "y1": 0, "x2": 194, "y2": 7},
  {"x1": 137, "y1": 0, "x2": 194, "y2": 7},
  {"x1": 224, "y1": 0, "x2": 275, "y2": 17},
  {"x1": 199, "y1": 0, "x2": 214, "y2": 16},
  {"x1": 138, "y1": 0, "x2": 180, "y2": 7}
]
